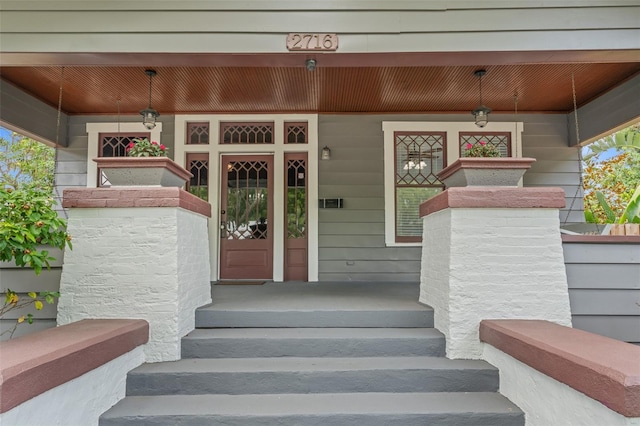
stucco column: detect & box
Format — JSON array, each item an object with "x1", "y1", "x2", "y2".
[
  {"x1": 419, "y1": 187, "x2": 572, "y2": 360},
  {"x1": 57, "y1": 188, "x2": 212, "y2": 362}
]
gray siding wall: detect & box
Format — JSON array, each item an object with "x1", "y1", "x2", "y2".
[
  {"x1": 0, "y1": 79, "x2": 68, "y2": 147},
  {"x1": 563, "y1": 240, "x2": 640, "y2": 344},
  {"x1": 0, "y1": 249, "x2": 63, "y2": 341},
  {"x1": 317, "y1": 113, "x2": 582, "y2": 281},
  {"x1": 568, "y1": 74, "x2": 640, "y2": 146},
  {"x1": 1, "y1": 2, "x2": 638, "y2": 55}
]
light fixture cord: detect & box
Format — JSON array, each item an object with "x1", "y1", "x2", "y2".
[
  {"x1": 53, "y1": 66, "x2": 67, "y2": 218},
  {"x1": 117, "y1": 97, "x2": 121, "y2": 140},
  {"x1": 564, "y1": 67, "x2": 584, "y2": 225},
  {"x1": 148, "y1": 72, "x2": 153, "y2": 108},
  {"x1": 478, "y1": 74, "x2": 484, "y2": 105},
  {"x1": 514, "y1": 93, "x2": 519, "y2": 157}
]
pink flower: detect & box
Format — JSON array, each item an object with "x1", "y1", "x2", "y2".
[
  {"x1": 479, "y1": 141, "x2": 486, "y2": 146},
  {"x1": 466, "y1": 143, "x2": 473, "y2": 150},
  {"x1": 128, "y1": 142, "x2": 135, "y2": 148},
  {"x1": 160, "y1": 144, "x2": 166, "y2": 150},
  {"x1": 152, "y1": 141, "x2": 158, "y2": 145}
]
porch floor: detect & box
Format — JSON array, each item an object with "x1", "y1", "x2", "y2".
[
  {"x1": 208, "y1": 281, "x2": 425, "y2": 312},
  {"x1": 198, "y1": 281, "x2": 432, "y2": 328}
]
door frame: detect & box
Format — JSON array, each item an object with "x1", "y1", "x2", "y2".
[{"x1": 174, "y1": 114, "x2": 319, "y2": 282}]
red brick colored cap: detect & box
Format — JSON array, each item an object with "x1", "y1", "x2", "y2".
[
  {"x1": 420, "y1": 186, "x2": 566, "y2": 217},
  {"x1": 63, "y1": 187, "x2": 211, "y2": 217},
  {"x1": 480, "y1": 319, "x2": 640, "y2": 417},
  {"x1": 0, "y1": 319, "x2": 149, "y2": 413}
]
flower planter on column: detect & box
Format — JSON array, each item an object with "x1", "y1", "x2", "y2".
[
  {"x1": 93, "y1": 157, "x2": 193, "y2": 187},
  {"x1": 437, "y1": 157, "x2": 536, "y2": 188}
]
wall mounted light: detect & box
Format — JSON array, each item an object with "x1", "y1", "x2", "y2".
[
  {"x1": 306, "y1": 59, "x2": 317, "y2": 72},
  {"x1": 321, "y1": 146, "x2": 331, "y2": 160},
  {"x1": 140, "y1": 69, "x2": 160, "y2": 130},
  {"x1": 471, "y1": 69, "x2": 491, "y2": 128}
]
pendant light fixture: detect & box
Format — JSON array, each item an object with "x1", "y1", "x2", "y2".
[
  {"x1": 471, "y1": 69, "x2": 491, "y2": 128},
  {"x1": 140, "y1": 69, "x2": 159, "y2": 130}
]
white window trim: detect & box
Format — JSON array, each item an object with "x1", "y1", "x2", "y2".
[
  {"x1": 382, "y1": 121, "x2": 524, "y2": 247},
  {"x1": 86, "y1": 122, "x2": 163, "y2": 188},
  {"x1": 174, "y1": 114, "x2": 319, "y2": 282}
]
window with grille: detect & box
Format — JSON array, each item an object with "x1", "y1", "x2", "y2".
[
  {"x1": 459, "y1": 132, "x2": 511, "y2": 157},
  {"x1": 186, "y1": 153, "x2": 209, "y2": 201},
  {"x1": 98, "y1": 132, "x2": 148, "y2": 187},
  {"x1": 285, "y1": 122, "x2": 308, "y2": 144},
  {"x1": 187, "y1": 122, "x2": 210, "y2": 145},
  {"x1": 394, "y1": 132, "x2": 446, "y2": 242},
  {"x1": 220, "y1": 122, "x2": 274, "y2": 144}
]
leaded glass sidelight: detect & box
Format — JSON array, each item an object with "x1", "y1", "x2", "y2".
[
  {"x1": 220, "y1": 122, "x2": 274, "y2": 144},
  {"x1": 186, "y1": 153, "x2": 209, "y2": 201},
  {"x1": 286, "y1": 159, "x2": 307, "y2": 239},
  {"x1": 223, "y1": 161, "x2": 269, "y2": 240},
  {"x1": 459, "y1": 132, "x2": 511, "y2": 157},
  {"x1": 394, "y1": 132, "x2": 446, "y2": 242}
]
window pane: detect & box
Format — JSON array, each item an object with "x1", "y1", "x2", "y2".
[
  {"x1": 395, "y1": 133, "x2": 445, "y2": 185},
  {"x1": 460, "y1": 133, "x2": 510, "y2": 157},
  {"x1": 396, "y1": 187, "x2": 442, "y2": 240}
]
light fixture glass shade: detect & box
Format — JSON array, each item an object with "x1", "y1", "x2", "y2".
[
  {"x1": 472, "y1": 105, "x2": 491, "y2": 128},
  {"x1": 321, "y1": 146, "x2": 331, "y2": 160},
  {"x1": 140, "y1": 108, "x2": 159, "y2": 130}
]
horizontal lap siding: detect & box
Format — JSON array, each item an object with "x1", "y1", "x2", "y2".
[
  {"x1": 1, "y1": 3, "x2": 637, "y2": 54},
  {"x1": 317, "y1": 113, "x2": 579, "y2": 281},
  {"x1": 521, "y1": 115, "x2": 583, "y2": 224},
  {"x1": 564, "y1": 242, "x2": 640, "y2": 344}
]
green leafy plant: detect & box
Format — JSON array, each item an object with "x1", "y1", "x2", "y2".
[
  {"x1": 0, "y1": 188, "x2": 72, "y2": 273},
  {"x1": 463, "y1": 141, "x2": 501, "y2": 158},
  {"x1": 1, "y1": 187, "x2": 71, "y2": 338},
  {"x1": 1, "y1": 289, "x2": 60, "y2": 338},
  {"x1": 126, "y1": 137, "x2": 168, "y2": 157},
  {"x1": 0, "y1": 130, "x2": 55, "y2": 192},
  {"x1": 585, "y1": 184, "x2": 640, "y2": 224}
]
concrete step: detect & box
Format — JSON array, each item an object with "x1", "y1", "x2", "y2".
[
  {"x1": 100, "y1": 392, "x2": 524, "y2": 426},
  {"x1": 182, "y1": 327, "x2": 445, "y2": 358},
  {"x1": 194, "y1": 305, "x2": 433, "y2": 328},
  {"x1": 126, "y1": 356, "x2": 498, "y2": 396}
]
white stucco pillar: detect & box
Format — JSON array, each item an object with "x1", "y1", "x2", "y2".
[
  {"x1": 57, "y1": 188, "x2": 212, "y2": 362},
  {"x1": 419, "y1": 187, "x2": 572, "y2": 359}
]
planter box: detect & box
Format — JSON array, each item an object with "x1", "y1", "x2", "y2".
[
  {"x1": 93, "y1": 157, "x2": 193, "y2": 187},
  {"x1": 437, "y1": 157, "x2": 536, "y2": 188},
  {"x1": 609, "y1": 224, "x2": 640, "y2": 236}
]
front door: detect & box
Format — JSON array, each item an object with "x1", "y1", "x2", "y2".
[{"x1": 220, "y1": 155, "x2": 274, "y2": 279}]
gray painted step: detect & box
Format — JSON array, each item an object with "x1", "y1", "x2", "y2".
[
  {"x1": 182, "y1": 327, "x2": 445, "y2": 358},
  {"x1": 100, "y1": 392, "x2": 524, "y2": 426},
  {"x1": 195, "y1": 306, "x2": 433, "y2": 328},
  {"x1": 126, "y1": 356, "x2": 498, "y2": 396}
]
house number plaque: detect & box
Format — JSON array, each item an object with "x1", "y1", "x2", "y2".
[{"x1": 286, "y1": 33, "x2": 338, "y2": 51}]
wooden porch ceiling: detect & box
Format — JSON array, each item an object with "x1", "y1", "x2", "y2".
[{"x1": 1, "y1": 52, "x2": 638, "y2": 116}]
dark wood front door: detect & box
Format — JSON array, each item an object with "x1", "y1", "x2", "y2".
[{"x1": 220, "y1": 155, "x2": 274, "y2": 279}]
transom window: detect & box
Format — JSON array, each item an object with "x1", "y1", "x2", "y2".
[{"x1": 220, "y1": 122, "x2": 274, "y2": 144}]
